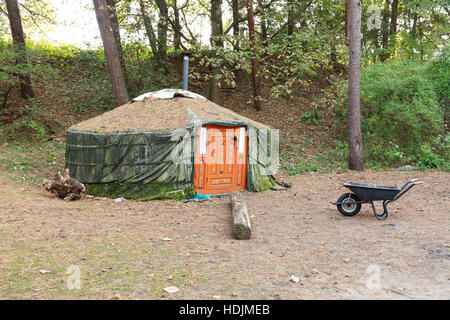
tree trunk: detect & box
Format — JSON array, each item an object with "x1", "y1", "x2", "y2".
[
  {"x1": 139, "y1": 0, "x2": 158, "y2": 55},
  {"x1": 156, "y1": 0, "x2": 169, "y2": 65},
  {"x1": 93, "y1": 0, "x2": 129, "y2": 106},
  {"x1": 210, "y1": 0, "x2": 224, "y2": 50},
  {"x1": 230, "y1": 191, "x2": 252, "y2": 240},
  {"x1": 208, "y1": 0, "x2": 223, "y2": 103},
  {"x1": 207, "y1": 66, "x2": 219, "y2": 103},
  {"x1": 173, "y1": 0, "x2": 181, "y2": 50},
  {"x1": 389, "y1": 0, "x2": 398, "y2": 56},
  {"x1": 5, "y1": 0, "x2": 34, "y2": 99},
  {"x1": 345, "y1": 0, "x2": 348, "y2": 40},
  {"x1": 105, "y1": 0, "x2": 129, "y2": 89},
  {"x1": 379, "y1": 0, "x2": 390, "y2": 61},
  {"x1": 232, "y1": 0, "x2": 240, "y2": 49},
  {"x1": 411, "y1": 12, "x2": 418, "y2": 39},
  {"x1": 346, "y1": 0, "x2": 363, "y2": 171},
  {"x1": 418, "y1": 18, "x2": 424, "y2": 60},
  {"x1": 389, "y1": 0, "x2": 398, "y2": 36},
  {"x1": 247, "y1": 0, "x2": 262, "y2": 111},
  {"x1": 330, "y1": 42, "x2": 337, "y2": 65},
  {"x1": 287, "y1": 0, "x2": 294, "y2": 36},
  {"x1": 257, "y1": 0, "x2": 267, "y2": 40}
]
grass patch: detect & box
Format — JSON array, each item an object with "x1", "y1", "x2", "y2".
[{"x1": 0, "y1": 139, "x2": 66, "y2": 185}]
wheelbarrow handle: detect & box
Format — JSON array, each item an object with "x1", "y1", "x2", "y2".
[
  {"x1": 394, "y1": 180, "x2": 423, "y2": 201},
  {"x1": 400, "y1": 178, "x2": 421, "y2": 190}
]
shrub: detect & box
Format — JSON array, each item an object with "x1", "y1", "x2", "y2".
[
  {"x1": 427, "y1": 45, "x2": 450, "y2": 121},
  {"x1": 288, "y1": 160, "x2": 318, "y2": 175},
  {"x1": 300, "y1": 108, "x2": 322, "y2": 125},
  {"x1": 360, "y1": 59, "x2": 443, "y2": 154},
  {"x1": 415, "y1": 143, "x2": 443, "y2": 168},
  {"x1": 330, "y1": 59, "x2": 447, "y2": 168},
  {"x1": 0, "y1": 39, "x2": 57, "y2": 109}
]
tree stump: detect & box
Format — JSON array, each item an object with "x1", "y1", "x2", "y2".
[
  {"x1": 230, "y1": 191, "x2": 251, "y2": 239},
  {"x1": 43, "y1": 169, "x2": 85, "y2": 201}
]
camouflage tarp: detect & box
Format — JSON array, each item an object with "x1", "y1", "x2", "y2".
[
  {"x1": 65, "y1": 90, "x2": 276, "y2": 200},
  {"x1": 66, "y1": 124, "x2": 275, "y2": 199}
]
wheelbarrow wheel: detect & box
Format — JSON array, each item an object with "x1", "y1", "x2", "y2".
[{"x1": 336, "y1": 193, "x2": 361, "y2": 216}]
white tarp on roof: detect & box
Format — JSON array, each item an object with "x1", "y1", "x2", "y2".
[{"x1": 133, "y1": 88, "x2": 206, "y2": 101}]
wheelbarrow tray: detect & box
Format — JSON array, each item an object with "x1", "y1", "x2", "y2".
[{"x1": 344, "y1": 182, "x2": 400, "y2": 201}]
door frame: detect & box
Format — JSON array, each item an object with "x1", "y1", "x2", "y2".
[{"x1": 193, "y1": 123, "x2": 248, "y2": 194}]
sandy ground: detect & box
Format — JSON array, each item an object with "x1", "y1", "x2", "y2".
[{"x1": 0, "y1": 170, "x2": 448, "y2": 300}]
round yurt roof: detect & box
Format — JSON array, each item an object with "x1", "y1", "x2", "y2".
[{"x1": 69, "y1": 89, "x2": 269, "y2": 133}]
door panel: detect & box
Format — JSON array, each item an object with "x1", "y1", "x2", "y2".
[{"x1": 194, "y1": 125, "x2": 247, "y2": 194}]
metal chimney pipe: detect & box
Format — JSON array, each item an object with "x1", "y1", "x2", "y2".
[{"x1": 182, "y1": 52, "x2": 190, "y2": 91}]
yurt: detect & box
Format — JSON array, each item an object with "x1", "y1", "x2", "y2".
[{"x1": 65, "y1": 89, "x2": 276, "y2": 200}]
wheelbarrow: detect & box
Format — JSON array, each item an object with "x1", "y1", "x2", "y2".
[{"x1": 332, "y1": 179, "x2": 423, "y2": 220}]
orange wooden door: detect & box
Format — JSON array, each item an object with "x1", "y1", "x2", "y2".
[{"x1": 194, "y1": 125, "x2": 247, "y2": 194}]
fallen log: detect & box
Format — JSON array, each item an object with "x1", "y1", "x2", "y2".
[{"x1": 230, "y1": 191, "x2": 251, "y2": 239}]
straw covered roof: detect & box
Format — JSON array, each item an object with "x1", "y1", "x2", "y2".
[{"x1": 69, "y1": 89, "x2": 269, "y2": 133}]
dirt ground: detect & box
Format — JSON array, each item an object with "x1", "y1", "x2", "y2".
[{"x1": 0, "y1": 170, "x2": 448, "y2": 300}]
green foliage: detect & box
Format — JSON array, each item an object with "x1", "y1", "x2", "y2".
[
  {"x1": 190, "y1": 24, "x2": 324, "y2": 100},
  {"x1": 300, "y1": 108, "x2": 322, "y2": 125},
  {"x1": 427, "y1": 45, "x2": 450, "y2": 119},
  {"x1": 360, "y1": 60, "x2": 444, "y2": 160},
  {"x1": 415, "y1": 142, "x2": 444, "y2": 169},
  {"x1": 366, "y1": 142, "x2": 404, "y2": 166},
  {"x1": 27, "y1": 121, "x2": 46, "y2": 137},
  {"x1": 191, "y1": 42, "x2": 250, "y2": 90},
  {"x1": 0, "y1": 0, "x2": 56, "y2": 38},
  {"x1": 330, "y1": 58, "x2": 447, "y2": 169},
  {"x1": 28, "y1": 41, "x2": 116, "y2": 111},
  {"x1": 260, "y1": 32, "x2": 324, "y2": 99},
  {"x1": 0, "y1": 40, "x2": 55, "y2": 106},
  {"x1": 328, "y1": 140, "x2": 349, "y2": 167},
  {"x1": 288, "y1": 160, "x2": 319, "y2": 175},
  {"x1": 1, "y1": 97, "x2": 43, "y2": 138},
  {"x1": 322, "y1": 76, "x2": 348, "y2": 120},
  {"x1": 361, "y1": 0, "x2": 449, "y2": 62},
  {"x1": 123, "y1": 43, "x2": 177, "y2": 94},
  {"x1": 287, "y1": 150, "x2": 347, "y2": 175},
  {"x1": 0, "y1": 139, "x2": 66, "y2": 185},
  {"x1": 286, "y1": 143, "x2": 348, "y2": 175}
]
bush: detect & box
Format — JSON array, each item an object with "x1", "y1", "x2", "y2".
[
  {"x1": 300, "y1": 108, "x2": 322, "y2": 125},
  {"x1": 0, "y1": 40, "x2": 57, "y2": 108},
  {"x1": 360, "y1": 59, "x2": 443, "y2": 153},
  {"x1": 357, "y1": 60, "x2": 445, "y2": 167},
  {"x1": 415, "y1": 143, "x2": 443, "y2": 168},
  {"x1": 288, "y1": 160, "x2": 319, "y2": 175},
  {"x1": 427, "y1": 45, "x2": 450, "y2": 121},
  {"x1": 330, "y1": 59, "x2": 447, "y2": 168}
]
